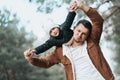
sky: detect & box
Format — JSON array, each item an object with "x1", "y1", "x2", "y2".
[
  {"x1": 0, "y1": 0, "x2": 114, "y2": 70},
  {"x1": 0, "y1": 0, "x2": 68, "y2": 39}
]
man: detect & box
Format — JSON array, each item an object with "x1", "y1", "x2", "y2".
[{"x1": 24, "y1": 1, "x2": 114, "y2": 80}]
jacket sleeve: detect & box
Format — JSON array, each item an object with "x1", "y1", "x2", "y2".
[
  {"x1": 35, "y1": 39, "x2": 55, "y2": 55},
  {"x1": 86, "y1": 8, "x2": 104, "y2": 43},
  {"x1": 28, "y1": 49, "x2": 60, "y2": 68},
  {"x1": 34, "y1": 38, "x2": 65, "y2": 54},
  {"x1": 59, "y1": 11, "x2": 76, "y2": 30},
  {"x1": 50, "y1": 38, "x2": 65, "y2": 46}
]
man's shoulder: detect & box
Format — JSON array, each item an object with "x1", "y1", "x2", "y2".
[
  {"x1": 55, "y1": 47, "x2": 63, "y2": 56},
  {"x1": 56, "y1": 47, "x2": 62, "y2": 52}
]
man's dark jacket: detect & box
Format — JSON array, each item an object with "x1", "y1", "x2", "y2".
[{"x1": 35, "y1": 12, "x2": 76, "y2": 54}]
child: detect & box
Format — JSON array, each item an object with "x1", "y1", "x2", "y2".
[{"x1": 34, "y1": 1, "x2": 77, "y2": 54}]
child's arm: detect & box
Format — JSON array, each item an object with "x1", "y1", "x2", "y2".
[
  {"x1": 34, "y1": 38, "x2": 55, "y2": 55},
  {"x1": 34, "y1": 36, "x2": 71, "y2": 55},
  {"x1": 59, "y1": 9, "x2": 76, "y2": 30}
]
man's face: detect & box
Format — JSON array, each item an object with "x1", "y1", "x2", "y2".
[
  {"x1": 73, "y1": 23, "x2": 89, "y2": 43},
  {"x1": 50, "y1": 27, "x2": 60, "y2": 37}
]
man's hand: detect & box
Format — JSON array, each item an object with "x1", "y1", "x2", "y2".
[
  {"x1": 24, "y1": 49, "x2": 35, "y2": 61},
  {"x1": 70, "y1": 0, "x2": 90, "y2": 13},
  {"x1": 70, "y1": 0, "x2": 78, "y2": 12}
]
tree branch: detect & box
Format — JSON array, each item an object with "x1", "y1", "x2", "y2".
[
  {"x1": 104, "y1": 6, "x2": 120, "y2": 20},
  {"x1": 96, "y1": 0, "x2": 111, "y2": 9}
]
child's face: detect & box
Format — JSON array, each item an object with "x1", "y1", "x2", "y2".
[{"x1": 50, "y1": 27, "x2": 60, "y2": 37}]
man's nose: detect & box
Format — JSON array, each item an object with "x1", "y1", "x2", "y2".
[{"x1": 78, "y1": 32, "x2": 82, "y2": 37}]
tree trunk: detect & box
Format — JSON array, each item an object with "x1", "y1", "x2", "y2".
[{"x1": 2, "y1": 65, "x2": 10, "y2": 80}]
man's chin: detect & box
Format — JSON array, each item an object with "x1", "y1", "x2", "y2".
[{"x1": 74, "y1": 39, "x2": 81, "y2": 43}]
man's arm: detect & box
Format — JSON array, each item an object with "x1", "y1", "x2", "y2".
[
  {"x1": 24, "y1": 49, "x2": 60, "y2": 68},
  {"x1": 77, "y1": 1, "x2": 104, "y2": 43},
  {"x1": 86, "y1": 8, "x2": 104, "y2": 43}
]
